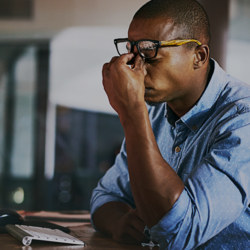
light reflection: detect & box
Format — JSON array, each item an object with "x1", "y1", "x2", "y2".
[{"x1": 13, "y1": 187, "x2": 24, "y2": 204}]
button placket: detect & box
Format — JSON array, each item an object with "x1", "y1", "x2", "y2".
[{"x1": 171, "y1": 122, "x2": 189, "y2": 168}]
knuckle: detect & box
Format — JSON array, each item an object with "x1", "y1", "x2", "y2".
[
  {"x1": 110, "y1": 56, "x2": 119, "y2": 63},
  {"x1": 102, "y1": 62, "x2": 108, "y2": 69}
]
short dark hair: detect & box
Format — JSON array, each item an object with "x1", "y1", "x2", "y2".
[{"x1": 133, "y1": 0, "x2": 210, "y2": 47}]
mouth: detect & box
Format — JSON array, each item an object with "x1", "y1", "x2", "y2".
[{"x1": 145, "y1": 87, "x2": 153, "y2": 94}]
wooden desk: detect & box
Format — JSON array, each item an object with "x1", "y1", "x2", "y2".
[{"x1": 0, "y1": 224, "x2": 156, "y2": 250}]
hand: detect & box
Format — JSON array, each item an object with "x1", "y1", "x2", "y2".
[
  {"x1": 111, "y1": 208, "x2": 149, "y2": 245},
  {"x1": 102, "y1": 53, "x2": 146, "y2": 118}
]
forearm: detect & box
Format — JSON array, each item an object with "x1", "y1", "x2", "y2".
[
  {"x1": 102, "y1": 53, "x2": 184, "y2": 228},
  {"x1": 121, "y1": 105, "x2": 184, "y2": 228},
  {"x1": 92, "y1": 201, "x2": 132, "y2": 236}
]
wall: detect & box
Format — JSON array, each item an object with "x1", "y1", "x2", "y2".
[{"x1": 0, "y1": 0, "x2": 148, "y2": 37}]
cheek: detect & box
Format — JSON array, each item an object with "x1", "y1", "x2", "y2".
[
  {"x1": 162, "y1": 57, "x2": 194, "y2": 85},
  {"x1": 145, "y1": 63, "x2": 183, "y2": 89},
  {"x1": 144, "y1": 51, "x2": 194, "y2": 90},
  {"x1": 144, "y1": 64, "x2": 167, "y2": 84},
  {"x1": 170, "y1": 50, "x2": 194, "y2": 75}
]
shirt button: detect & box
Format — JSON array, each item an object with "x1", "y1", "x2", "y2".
[
  {"x1": 192, "y1": 125, "x2": 197, "y2": 130},
  {"x1": 175, "y1": 146, "x2": 181, "y2": 153}
]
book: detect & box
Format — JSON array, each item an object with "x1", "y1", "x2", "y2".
[{"x1": 23, "y1": 211, "x2": 91, "y2": 223}]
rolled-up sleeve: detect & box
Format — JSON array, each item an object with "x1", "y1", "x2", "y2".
[
  {"x1": 148, "y1": 189, "x2": 191, "y2": 248},
  {"x1": 149, "y1": 112, "x2": 250, "y2": 250},
  {"x1": 90, "y1": 140, "x2": 135, "y2": 228}
]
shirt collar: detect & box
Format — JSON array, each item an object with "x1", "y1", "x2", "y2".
[
  {"x1": 165, "y1": 104, "x2": 179, "y2": 127},
  {"x1": 165, "y1": 59, "x2": 228, "y2": 132}
]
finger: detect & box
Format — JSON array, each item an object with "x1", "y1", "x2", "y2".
[
  {"x1": 102, "y1": 56, "x2": 118, "y2": 75},
  {"x1": 115, "y1": 227, "x2": 147, "y2": 245},
  {"x1": 126, "y1": 226, "x2": 149, "y2": 244},
  {"x1": 102, "y1": 62, "x2": 109, "y2": 72},
  {"x1": 119, "y1": 53, "x2": 135, "y2": 65},
  {"x1": 133, "y1": 208, "x2": 142, "y2": 218},
  {"x1": 102, "y1": 63, "x2": 109, "y2": 78},
  {"x1": 103, "y1": 56, "x2": 119, "y2": 74},
  {"x1": 115, "y1": 233, "x2": 139, "y2": 245},
  {"x1": 130, "y1": 227, "x2": 149, "y2": 243},
  {"x1": 129, "y1": 209, "x2": 145, "y2": 232},
  {"x1": 131, "y1": 217, "x2": 145, "y2": 233},
  {"x1": 103, "y1": 55, "x2": 129, "y2": 77},
  {"x1": 109, "y1": 56, "x2": 119, "y2": 65},
  {"x1": 133, "y1": 54, "x2": 144, "y2": 71}
]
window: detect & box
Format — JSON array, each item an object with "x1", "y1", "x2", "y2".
[{"x1": 227, "y1": 0, "x2": 250, "y2": 84}]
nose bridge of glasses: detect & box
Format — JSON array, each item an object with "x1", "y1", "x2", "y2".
[{"x1": 129, "y1": 41, "x2": 139, "y2": 54}]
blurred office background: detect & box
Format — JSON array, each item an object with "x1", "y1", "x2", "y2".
[{"x1": 0, "y1": 0, "x2": 249, "y2": 211}]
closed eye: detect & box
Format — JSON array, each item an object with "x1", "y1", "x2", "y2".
[{"x1": 145, "y1": 58, "x2": 158, "y2": 63}]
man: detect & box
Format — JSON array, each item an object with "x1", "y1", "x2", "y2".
[{"x1": 90, "y1": 0, "x2": 250, "y2": 249}]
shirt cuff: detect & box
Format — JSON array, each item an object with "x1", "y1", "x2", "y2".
[{"x1": 148, "y1": 188, "x2": 190, "y2": 246}]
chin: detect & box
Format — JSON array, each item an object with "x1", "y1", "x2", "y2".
[
  {"x1": 145, "y1": 101, "x2": 163, "y2": 107},
  {"x1": 144, "y1": 90, "x2": 167, "y2": 106}
]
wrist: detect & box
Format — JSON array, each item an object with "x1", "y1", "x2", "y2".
[{"x1": 119, "y1": 102, "x2": 148, "y2": 128}]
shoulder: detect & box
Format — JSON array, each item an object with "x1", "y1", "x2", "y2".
[
  {"x1": 209, "y1": 59, "x2": 250, "y2": 109},
  {"x1": 211, "y1": 76, "x2": 250, "y2": 134},
  {"x1": 222, "y1": 74, "x2": 250, "y2": 103},
  {"x1": 216, "y1": 74, "x2": 250, "y2": 115}
]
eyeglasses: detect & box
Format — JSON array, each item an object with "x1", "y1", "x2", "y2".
[{"x1": 114, "y1": 38, "x2": 202, "y2": 59}]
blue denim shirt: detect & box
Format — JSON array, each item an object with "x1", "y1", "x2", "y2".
[{"x1": 90, "y1": 59, "x2": 250, "y2": 249}]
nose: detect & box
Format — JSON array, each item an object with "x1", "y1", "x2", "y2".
[
  {"x1": 126, "y1": 45, "x2": 139, "y2": 65},
  {"x1": 131, "y1": 45, "x2": 139, "y2": 55}
]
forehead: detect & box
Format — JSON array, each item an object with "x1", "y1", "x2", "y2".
[{"x1": 128, "y1": 17, "x2": 179, "y2": 41}]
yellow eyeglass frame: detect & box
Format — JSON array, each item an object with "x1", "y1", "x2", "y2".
[{"x1": 160, "y1": 39, "x2": 202, "y2": 46}]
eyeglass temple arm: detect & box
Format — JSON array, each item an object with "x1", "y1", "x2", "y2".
[{"x1": 160, "y1": 39, "x2": 202, "y2": 46}]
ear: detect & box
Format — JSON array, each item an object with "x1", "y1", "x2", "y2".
[{"x1": 193, "y1": 45, "x2": 209, "y2": 69}]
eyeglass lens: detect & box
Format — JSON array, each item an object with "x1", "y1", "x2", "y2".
[
  {"x1": 138, "y1": 41, "x2": 156, "y2": 58},
  {"x1": 116, "y1": 42, "x2": 131, "y2": 55},
  {"x1": 116, "y1": 41, "x2": 157, "y2": 58}
]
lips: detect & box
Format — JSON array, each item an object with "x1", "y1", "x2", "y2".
[{"x1": 145, "y1": 87, "x2": 153, "y2": 93}]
